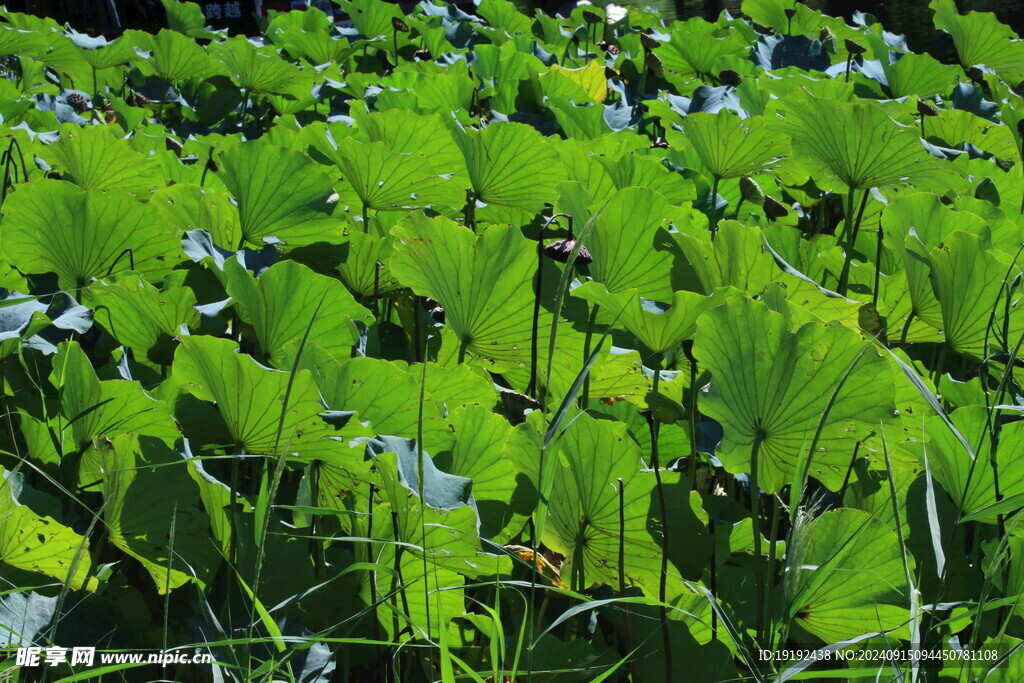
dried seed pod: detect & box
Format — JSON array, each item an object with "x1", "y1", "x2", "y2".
[
  {"x1": 413, "y1": 48, "x2": 432, "y2": 61},
  {"x1": 647, "y1": 52, "x2": 664, "y2": 78},
  {"x1": 784, "y1": 8, "x2": 796, "y2": 19},
  {"x1": 66, "y1": 92, "x2": 89, "y2": 112},
  {"x1": 966, "y1": 66, "x2": 985, "y2": 83},
  {"x1": 606, "y1": 43, "x2": 620, "y2": 55},
  {"x1": 391, "y1": 17, "x2": 409, "y2": 32},
  {"x1": 544, "y1": 239, "x2": 593, "y2": 265},
  {"x1": 640, "y1": 32, "x2": 660, "y2": 51},
  {"x1": 763, "y1": 195, "x2": 790, "y2": 219},
  {"x1": 127, "y1": 92, "x2": 149, "y2": 107},
  {"x1": 649, "y1": 137, "x2": 669, "y2": 149},
  {"x1": 718, "y1": 69, "x2": 742, "y2": 87},
  {"x1": 819, "y1": 26, "x2": 832, "y2": 41},
  {"x1": 582, "y1": 9, "x2": 601, "y2": 24},
  {"x1": 740, "y1": 176, "x2": 765, "y2": 206},
  {"x1": 844, "y1": 38, "x2": 867, "y2": 55},
  {"x1": 916, "y1": 99, "x2": 939, "y2": 117},
  {"x1": 165, "y1": 137, "x2": 183, "y2": 154},
  {"x1": 597, "y1": 39, "x2": 609, "y2": 50}
]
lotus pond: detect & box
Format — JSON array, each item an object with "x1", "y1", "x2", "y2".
[{"x1": 3, "y1": 0, "x2": 1024, "y2": 681}]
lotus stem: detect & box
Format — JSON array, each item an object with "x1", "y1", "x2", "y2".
[
  {"x1": 872, "y1": 218, "x2": 884, "y2": 310},
  {"x1": 530, "y1": 214, "x2": 569, "y2": 397},
  {"x1": 844, "y1": 53, "x2": 853, "y2": 83},
  {"x1": 837, "y1": 188, "x2": 868, "y2": 296},
  {"x1": 650, "y1": 365, "x2": 673, "y2": 683},
  {"x1": 765, "y1": 494, "x2": 781, "y2": 648},
  {"x1": 751, "y1": 428, "x2": 765, "y2": 645},
  {"x1": 709, "y1": 175, "x2": 721, "y2": 239},
  {"x1": 617, "y1": 477, "x2": 639, "y2": 683}
]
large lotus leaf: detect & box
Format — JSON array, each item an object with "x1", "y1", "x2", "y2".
[
  {"x1": 928, "y1": 231, "x2": 1023, "y2": 356},
  {"x1": 753, "y1": 34, "x2": 831, "y2": 72},
  {"x1": 91, "y1": 273, "x2": 199, "y2": 367},
  {"x1": 453, "y1": 122, "x2": 562, "y2": 215},
  {"x1": 95, "y1": 434, "x2": 220, "y2": 592},
  {"x1": 438, "y1": 404, "x2": 533, "y2": 541},
  {"x1": 210, "y1": 36, "x2": 305, "y2": 96},
  {"x1": 0, "y1": 290, "x2": 92, "y2": 357},
  {"x1": 931, "y1": 0, "x2": 1024, "y2": 79},
  {"x1": 594, "y1": 153, "x2": 697, "y2": 206},
  {"x1": 159, "y1": 0, "x2": 217, "y2": 39},
  {"x1": 389, "y1": 216, "x2": 535, "y2": 363},
  {"x1": 777, "y1": 94, "x2": 964, "y2": 192},
  {"x1": 924, "y1": 109, "x2": 1017, "y2": 160},
  {"x1": 682, "y1": 113, "x2": 788, "y2": 180},
  {"x1": 882, "y1": 193, "x2": 989, "y2": 329},
  {"x1": 217, "y1": 141, "x2": 338, "y2": 248},
  {"x1": 572, "y1": 281, "x2": 726, "y2": 355},
  {"x1": 223, "y1": 258, "x2": 372, "y2": 367},
  {"x1": 335, "y1": 0, "x2": 403, "y2": 39},
  {"x1": 151, "y1": 184, "x2": 242, "y2": 249},
  {"x1": 694, "y1": 298, "x2": 895, "y2": 493},
  {"x1": 66, "y1": 30, "x2": 133, "y2": 70},
  {"x1": 671, "y1": 221, "x2": 777, "y2": 295},
  {"x1": 655, "y1": 17, "x2": 749, "y2": 79},
  {"x1": 540, "y1": 61, "x2": 608, "y2": 104},
  {"x1": 0, "y1": 469, "x2": 94, "y2": 591},
  {"x1": 1, "y1": 180, "x2": 179, "y2": 288},
  {"x1": 544, "y1": 413, "x2": 710, "y2": 593},
  {"x1": 784, "y1": 509, "x2": 908, "y2": 643},
  {"x1": 266, "y1": 7, "x2": 357, "y2": 65},
  {"x1": 40, "y1": 124, "x2": 163, "y2": 195},
  {"x1": 916, "y1": 407, "x2": 1024, "y2": 524},
  {"x1": 586, "y1": 187, "x2": 689, "y2": 300},
  {"x1": 331, "y1": 231, "x2": 400, "y2": 298},
  {"x1": 420, "y1": 363, "x2": 496, "y2": 415},
  {"x1": 883, "y1": 52, "x2": 961, "y2": 99},
  {"x1": 330, "y1": 137, "x2": 462, "y2": 212},
  {"x1": 51, "y1": 342, "x2": 179, "y2": 449},
  {"x1": 349, "y1": 108, "x2": 467, "y2": 181},
  {"x1": 139, "y1": 29, "x2": 214, "y2": 83},
  {"x1": 172, "y1": 336, "x2": 361, "y2": 459}
]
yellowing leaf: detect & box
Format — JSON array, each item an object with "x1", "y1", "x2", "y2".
[{"x1": 542, "y1": 61, "x2": 608, "y2": 103}]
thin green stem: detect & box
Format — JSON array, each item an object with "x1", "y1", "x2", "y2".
[
  {"x1": 580, "y1": 303, "x2": 600, "y2": 410},
  {"x1": 650, "y1": 365, "x2": 673, "y2": 682},
  {"x1": 709, "y1": 175, "x2": 721, "y2": 239},
  {"x1": 751, "y1": 429, "x2": 765, "y2": 645},
  {"x1": 837, "y1": 188, "x2": 867, "y2": 296}
]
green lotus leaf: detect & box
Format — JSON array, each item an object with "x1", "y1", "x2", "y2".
[
  {"x1": 335, "y1": 0, "x2": 403, "y2": 40},
  {"x1": 223, "y1": 257, "x2": 372, "y2": 367},
  {"x1": 50, "y1": 341, "x2": 179, "y2": 449},
  {"x1": 267, "y1": 7, "x2": 356, "y2": 65},
  {"x1": 453, "y1": 121, "x2": 563, "y2": 215},
  {"x1": 0, "y1": 468, "x2": 95, "y2": 591},
  {"x1": 655, "y1": 17, "x2": 750, "y2": 79},
  {"x1": 139, "y1": 29, "x2": 214, "y2": 83},
  {"x1": 881, "y1": 193, "x2": 990, "y2": 330},
  {"x1": 682, "y1": 113, "x2": 788, "y2": 180},
  {"x1": 151, "y1": 184, "x2": 242, "y2": 249},
  {"x1": 924, "y1": 108, "x2": 1016, "y2": 160},
  {"x1": 1, "y1": 180, "x2": 180, "y2": 288},
  {"x1": 389, "y1": 216, "x2": 535, "y2": 363},
  {"x1": 915, "y1": 407, "x2": 1024, "y2": 524},
  {"x1": 210, "y1": 36, "x2": 304, "y2": 96},
  {"x1": 927, "y1": 231, "x2": 1023, "y2": 357},
  {"x1": 91, "y1": 272, "x2": 199, "y2": 367},
  {"x1": 883, "y1": 52, "x2": 961, "y2": 99},
  {"x1": 217, "y1": 140, "x2": 338, "y2": 248},
  {"x1": 584, "y1": 187, "x2": 693, "y2": 300},
  {"x1": 931, "y1": 0, "x2": 1024, "y2": 79},
  {"x1": 95, "y1": 434, "x2": 220, "y2": 592},
  {"x1": 68, "y1": 32, "x2": 133, "y2": 70},
  {"x1": 41, "y1": 124, "x2": 163, "y2": 195},
  {"x1": 783, "y1": 509, "x2": 909, "y2": 643},
  {"x1": 172, "y1": 335, "x2": 360, "y2": 459},
  {"x1": 440, "y1": 404, "x2": 534, "y2": 541},
  {"x1": 544, "y1": 413, "x2": 709, "y2": 593},
  {"x1": 159, "y1": 0, "x2": 217, "y2": 39},
  {"x1": 572, "y1": 281, "x2": 726, "y2": 354},
  {"x1": 778, "y1": 93, "x2": 965, "y2": 193},
  {"x1": 694, "y1": 297, "x2": 895, "y2": 493},
  {"x1": 331, "y1": 137, "x2": 463, "y2": 212},
  {"x1": 671, "y1": 220, "x2": 778, "y2": 295},
  {"x1": 349, "y1": 107, "x2": 467, "y2": 180}
]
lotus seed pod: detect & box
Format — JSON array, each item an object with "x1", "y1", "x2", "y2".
[
  {"x1": 844, "y1": 38, "x2": 866, "y2": 55},
  {"x1": 649, "y1": 137, "x2": 669, "y2": 149},
  {"x1": 916, "y1": 99, "x2": 939, "y2": 117},
  {"x1": 391, "y1": 17, "x2": 409, "y2": 32},
  {"x1": 647, "y1": 52, "x2": 664, "y2": 78},
  {"x1": 640, "y1": 32, "x2": 659, "y2": 51},
  {"x1": 501, "y1": 391, "x2": 541, "y2": 424},
  {"x1": 606, "y1": 43, "x2": 620, "y2": 55},
  {"x1": 414, "y1": 48, "x2": 432, "y2": 61},
  {"x1": 127, "y1": 92, "x2": 149, "y2": 107},
  {"x1": 719, "y1": 69, "x2": 742, "y2": 87},
  {"x1": 819, "y1": 26, "x2": 832, "y2": 41},
  {"x1": 66, "y1": 92, "x2": 89, "y2": 112},
  {"x1": 763, "y1": 195, "x2": 789, "y2": 219},
  {"x1": 740, "y1": 177, "x2": 765, "y2": 206},
  {"x1": 582, "y1": 9, "x2": 601, "y2": 24},
  {"x1": 784, "y1": 8, "x2": 796, "y2": 19},
  {"x1": 544, "y1": 239, "x2": 593, "y2": 265}
]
